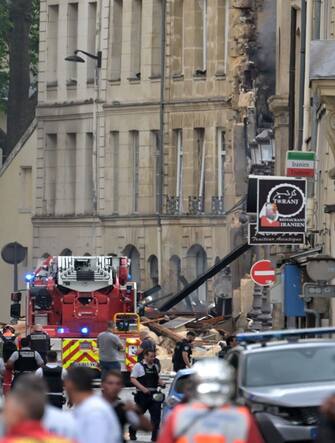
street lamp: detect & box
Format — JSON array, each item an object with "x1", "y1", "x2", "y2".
[
  {"x1": 250, "y1": 129, "x2": 275, "y2": 175},
  {"x1": 306, "y1": 255, "x2": 335, "y2": 282},
  {"x1": 65, "y1": 49, "x2": 102, "y2": 218},
  {"x1": 65, "y1": 50, "x2": 102, "y2": 68}
]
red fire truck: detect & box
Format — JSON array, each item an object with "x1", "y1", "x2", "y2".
[{"x1": 11, "y1": 255, "x2": 141, "y2": 374}]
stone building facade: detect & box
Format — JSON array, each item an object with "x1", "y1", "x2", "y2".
[
  {"x1": 33, "y1": 0, "x2": 275, "y2": 311},
  {"x1": 271, "y1": 0, "x2": 335, "y2": 325}
]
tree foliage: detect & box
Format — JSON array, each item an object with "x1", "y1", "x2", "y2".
[{"x1": 0, "y1": 0, "x2": 39, "y2": 112}]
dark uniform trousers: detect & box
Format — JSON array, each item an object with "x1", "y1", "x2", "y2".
[
  {"x1": 130, "y1": 363, "x2": 161, "y2": 442},
  {"x1": 42, "y1": 366, "x2": 64, "y2": 409}
]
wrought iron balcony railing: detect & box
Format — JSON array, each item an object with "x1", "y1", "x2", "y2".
[
  {"x1": 188, "y1": 196, "x2": 204, "y2": 215},
  {"x1": 166, "y1": 196, "x2": 180, "y2": 215},
  {"x1": 211, "y1": 196, "x2": 225, "y2": 215}
]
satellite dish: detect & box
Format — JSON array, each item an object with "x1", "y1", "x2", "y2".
[{"x1": 1, "y1": 242, "x2": 26, "y2": 265}]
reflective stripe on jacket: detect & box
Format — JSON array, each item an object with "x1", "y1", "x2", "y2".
[{"x1": 172, "y1": 403, "x2": 253, "y2": 443}]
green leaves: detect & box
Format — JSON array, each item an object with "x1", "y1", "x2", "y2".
[{"x1": 0, "y1": 0, "x2": 39, "y2": 112}]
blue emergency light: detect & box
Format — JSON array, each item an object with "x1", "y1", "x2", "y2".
[
  {"x1": 25, "y1": 273, "x2": 35, "y2": 283},
  {"x1": 81, "y1": 327, "x2": 89, "y2": 334},
  {"x1": 236, "y1": 327, "x2": 335, "y2": 344},
  {"x1": 57, "y1": 327, "x2": 65, "y2": 334}
]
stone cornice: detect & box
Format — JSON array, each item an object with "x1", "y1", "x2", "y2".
[
  {"x1": 32, "y1": 214, "x2": 228, "y2": 228},
  {"x1": 268, "y1": 95, "x2": 289, "y2": 115},
  {"x1": 311, "y1": 79, "x2": 335, "y2": 104}
]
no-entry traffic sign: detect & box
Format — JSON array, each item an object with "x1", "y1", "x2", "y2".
[{"x1": 251, "y1": 260, "x2": 276, "y2": 286}]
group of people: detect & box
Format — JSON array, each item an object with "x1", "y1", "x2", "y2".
[
  {"x1": 0, "y1": 321, "x2": 157, "y2": 443},
  {"x1": 0, "y1": 320, "x2": 249, "y2": 443},
  {"x1": 5, "y1": 321, "x2": 335, "y2": 443}
]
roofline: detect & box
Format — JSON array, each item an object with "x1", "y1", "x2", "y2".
[{"x1": 0, "y1": 119, "x2": 37, "y2": 177}]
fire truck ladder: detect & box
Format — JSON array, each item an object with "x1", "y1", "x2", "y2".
[{"x1": 158, "y1": 242, "x2": 252, "y2": 311}]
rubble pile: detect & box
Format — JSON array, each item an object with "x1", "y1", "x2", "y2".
[{"x1": 141, "y1": 314, "x2": 234, "y2": 372}]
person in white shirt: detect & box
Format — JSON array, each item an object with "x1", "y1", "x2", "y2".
[
  {"x1": 36, "y1": 350, "x2": 67, "y2": 408},
  {"x1": 10, "y1": 374, "x2": 78, "y2": 440},
  {"x1": 64, "y1": 366, "x2": 122, "y2": 443},
  {"x1": 43, "y1": 405, "x2": 78, "y2": 440}
]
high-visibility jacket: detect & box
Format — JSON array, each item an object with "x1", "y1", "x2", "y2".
[
  {"x1": 157, "y1": 402, "x2": 265, "y2": 443},
  {"x1": 0, "y1": 420, "x2": 74, "y2": 443}
]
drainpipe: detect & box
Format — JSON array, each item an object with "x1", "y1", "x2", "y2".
[
  {"x1": 304, "y1": 307, "x2": 321, "y2": 327},
  {"x1": 311, "y1": 0, "x2": 321, "y2": 151},
  {"x1": 302, "y1": 0, "x2": 313, "y2": 150},
  {"x1": 288, "y1": 8, "x2": 297, "y2": 149},
  {"x1": 159, "y1": 0, "x2": 166, "y2": 215},
  {"x1": 157, "y1": 0, "x2": 167, "y2": 285},
  {"x1": 298, "y1": 0, "x2": 306, "y2": 150}
]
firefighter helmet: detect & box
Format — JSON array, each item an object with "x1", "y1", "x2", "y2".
[{"x1": 191, "y1": 358, "x2": 235, "y2": 408}]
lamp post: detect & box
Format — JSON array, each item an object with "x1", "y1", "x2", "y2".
[
  {"x1": 65, "y1": 49, "x2": 102, "y2": 215},
  {"x1": 65, "y1": 50, "x2": 102, "y2": 68}
]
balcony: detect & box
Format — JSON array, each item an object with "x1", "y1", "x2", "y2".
[
  {"x1": 211, "y1": 196, "x2": 225, "y2": 215},
  {"x1": 188, "y1": 196, "x2": 204, "y2": 215},
  {"x1": 166, "y1": 196, "x2": 180, "y2": 215}
]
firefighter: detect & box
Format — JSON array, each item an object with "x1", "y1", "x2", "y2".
[
  {"x1": 6, "y1": 337, "x2": 44, "y2": 386},
  {"x1": 27, "y1": 324, "x2": 51, "y2": 363},
  {"x1": 157, "y1": 359, "x2": 265, "y2": 443},
  {"x1": 0, "y1": 326, "x2": 17, "y2": 395},
  {"x1": 172, "y1": 331, "x2": 196, "y2": 372},
  {"x1": 130, "y1": 350, "x2": 165, "y2": 442},
  {"x1": 36, "y1": 350, "x2": 66, "y2": 409},
  {"x1": 0, "y1": 326, "x2": 17, "y2": 362}
]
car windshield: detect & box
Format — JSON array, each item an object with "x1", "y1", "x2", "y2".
[
  {"x1": 174, "y1": 374, "x2": 193, "y2": 394},
  {"x1": 244, "y1": 345, "x2": 335, "y2": 387}
]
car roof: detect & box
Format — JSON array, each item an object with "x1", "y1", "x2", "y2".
[
  {"x1": 174, "y1": 368, "x2": 195, "y2": 377},
  {"x1": 233, "y1": 339, "x2": 335, "y2": 355}
]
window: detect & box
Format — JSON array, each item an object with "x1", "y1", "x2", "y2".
[
  {"x1": 87, "y1": 2, "x2": 97, "y2": 83},
  {"x1": 47, "y1": 5, "x2": 59, "y2": 84},
  {"x1": 151, "y1": 131, "x2": 160, "y2": 212},
  {"x1": 217, "y1": 128, "x2": 226, "y2": 199},
  {"x1": 169, "y1": 255, "x2": 181, "y2": 294},
  {"x1": 174, "y1": 129, "x2": 183, "y2": 212},
  {"x1": 131, "y1": 131, "x2": 140, "y2": 212},
  {"x1": 148, "y1": 255, "x2": 159, "y2": 286},
  {"x1": 67, "y1": 3, "x2": 78, "y2": 84},
  {"x1": 19, "y1": 167, "x2": 32, "y2": 212},
  {"x1": 62, "y1": 133, "x2": 76, "y2": 215},
  {"x1": 216, "y1": 0, "x2": 228, "y2": 75},
  {"x1": 151, "y1": 0, "x2": 162, "y2": 77},
  {"x1": 172, "y1": 0, "x2": 184, "y2": 75},
  {"x1": 194, "y1": 128, "x2": 205, "y2": 201},
  {"x1": 194, "y1": 0, "x2": 207, "y2": 74},
  {"x1": 83, "y1": 133, "x2": 94, "y2": 214},
  {"x1": 45, "y1": 134, "x2": 57, "y2": 215},
  {"x1": 130, "y1": 0, "x2": 142, "y2": 78},
  {"x1": 111, "y1": 131, "x2": 119, "y2": 213},
  {"x1": 111, "y1": 0, "x2": 123, "y2": 81}
]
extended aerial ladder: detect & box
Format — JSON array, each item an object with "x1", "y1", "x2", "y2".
[{"x1": 140, "y1": 242, "x2": 252, "y2": 312}]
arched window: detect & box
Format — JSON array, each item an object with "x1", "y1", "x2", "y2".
[
  {"x1": 123, "y1": 245, "x2": 140, "y2": 287},
  {"x1": 186, "y1": 244, "x2": 207, "y2": 307},
  {"x1": 148, "y1": 255, "x2": 159, "y2": 287},
  {"x1": 168, "y1": 255, "x2": 181, "y2": 294},
  {"x1": 60, "y1": 248, "x2": 72, "y2": 256}
]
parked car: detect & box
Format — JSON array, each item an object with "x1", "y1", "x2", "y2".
[
  {"x1": 227, "y1": 327, "x2": 335, "y2": 443},
  {"x1": 161, "y1": 368, "x2": 195, "y2": 422}
]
